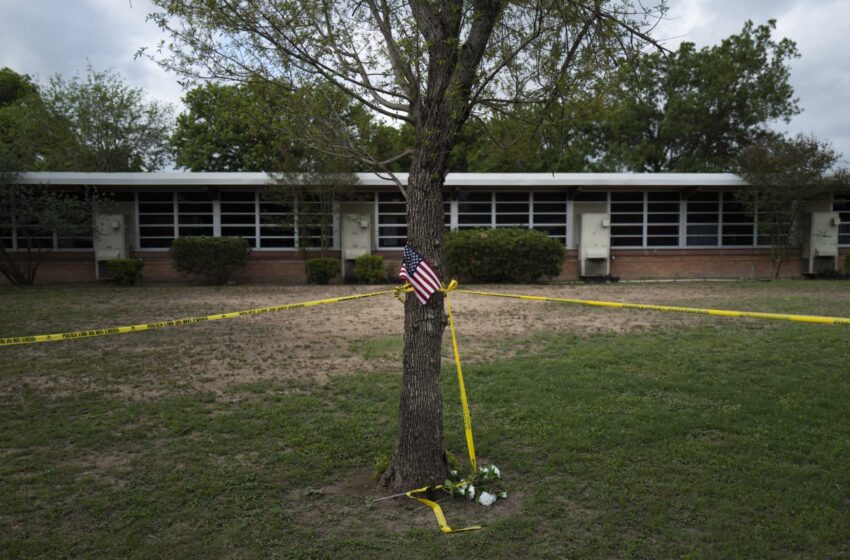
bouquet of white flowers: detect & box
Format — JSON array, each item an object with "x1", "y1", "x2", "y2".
[{"x1": 443, "y1": 463, "x2": 507, "y2": 507}]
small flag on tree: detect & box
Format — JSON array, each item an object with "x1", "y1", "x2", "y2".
[{"x1": 399, "y1": 243, "x2": 442, "y2": 305}]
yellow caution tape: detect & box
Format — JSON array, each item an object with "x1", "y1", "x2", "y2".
[
  {"x1": 456, "y1": 289, "x2": 850, "y2": 326},
  {"x1": 396, "y1": 280, "x2": 478, "y2": 472},
  {"x1": 0, "y1": 290, "x2": 395, "y2": 347},
  {"x1": 394, "y1": 280, "x2": 481, "y2": 532},
  {"x1": 444, "y1": 280, "x2": 477, "y2": 473},
  {"x1": 406, "y1": 484, "x2": 482, "y2": 534}
]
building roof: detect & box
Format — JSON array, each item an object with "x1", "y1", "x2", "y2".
[{"x1": 15, "y1": 171, "x2": 747, "y2": 188}]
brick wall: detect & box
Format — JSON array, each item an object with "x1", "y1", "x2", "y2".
[
  {"x1": 5, "y1": 248, "x2": 848, "y2": 284},
  {"x1": 1, "y1": 250, "x2": 339, "y2": 284},
  {"x1": 608, "y1": 249, "x2": 802, "y2": 280}
]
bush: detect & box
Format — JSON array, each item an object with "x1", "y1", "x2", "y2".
[
  {"x1": 170, "y1": 237, "x2": 250, "y2": 284},
  {"x1": 354, "y1": 254, "x2": 385, "y2": 284},
  {"x1": 846, "y1": 253, "x2": 850, "y2": 276},
  {"x1": 106, "y1": 258, "x2": 144, "y2": 285},
  {"x1": 445, "y1": 228, "x2": 565, "y2": 283},
  {"x1": 305, "y1": 257, "x2": 339, "y2": 285}
]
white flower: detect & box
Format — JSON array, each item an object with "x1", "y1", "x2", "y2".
[
  {"x1": 466, "y1": 484, "x2": 475, "y2": 500},
  {"x1": 479, "y1": 464, "x2": 501, "y2": 480},
  {"x1": 478, "y1": 491, "x2": 497, "y2": 506}
]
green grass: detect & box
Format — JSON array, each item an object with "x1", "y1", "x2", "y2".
[{"x1": 1, "y1": 281, "x2": 849, "y2": 558}]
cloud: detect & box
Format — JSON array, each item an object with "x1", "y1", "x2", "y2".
[
  {"x1": 774, "y1": 0, "x2": 850, "y2": 162},
  {"x1": 1, "y1": 0, "x2": 848, "y2": 165},
  {"x1": 656, "y1": 0, "x2": 850, "y2": 163},
  {"x1": 0, "y1": 0, "x2": 183, "y2": 108}
]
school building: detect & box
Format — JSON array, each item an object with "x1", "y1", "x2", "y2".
[{"x1": 6, "y1": 172, "x2": 849, "y2": 283}]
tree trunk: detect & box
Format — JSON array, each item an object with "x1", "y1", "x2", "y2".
[
  {"x1": 380, "y1": 103, "x2": 457, "y2": 491},
  {"x1": 379, "y1": 0, "x2": 500, "y2": 491}
]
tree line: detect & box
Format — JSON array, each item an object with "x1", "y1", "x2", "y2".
[
  {"x1": 0, "y1": 18, "x2": 847, "y2": 283},
  {"x1": 0, "y1": 20, "x2": 828, "y2": 177}
]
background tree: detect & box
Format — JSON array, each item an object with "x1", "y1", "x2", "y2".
[
  {"x1": 598, "y1": 20, "x2": 799, "y2": 172},
  {"x1": 456, "y1": 98, "x2": 603, "y2": 172},
  {"x1": 172, "y1": 80, "x2": 307, "y2": 172},
  {"x1": 173, "y1": 80, "x2": 412, "y2": 172},
  {"x1": 148, "y1": 0, "x2": 663, "y2": 491},
  {"x1": 0, "y1": 170, "x2": 95, "y2": 285},
  {"x1": 44, "y1": 66, "x2": 174, "y2": 172},
  {"x1": 0, "y1": 68, "x2": 81, "y2": 171},
  {"x1": 736, "y1": 134, "x2": 848, "y2": 279},
  {"x1": 0, "y1": 66, "x2": 171, "y2": 284},
  {"x1": 0, "y1": 68, "x2": 96, "y2": 285}
]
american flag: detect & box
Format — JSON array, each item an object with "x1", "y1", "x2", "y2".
[{"x1": 399, "y1": 243, "x2": 442, "y2": 305}]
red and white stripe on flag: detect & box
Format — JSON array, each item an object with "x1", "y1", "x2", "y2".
[{"x1": 399, "y1": 243, "x2": 442, "y2": 304}]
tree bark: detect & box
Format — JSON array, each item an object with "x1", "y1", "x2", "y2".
[
  {"x1": 380, "y1": 100, "x2": 457, "y2": 491},
  {"x1": 380, "y1": 0, "x2": 502, "y2": 491}
]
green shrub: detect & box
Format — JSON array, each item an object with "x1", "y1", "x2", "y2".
[
  {"x1": 845, "y1": 253, "x2": 850, "y2": 275},
  {"x1": 106, "y1": 258, "x2": 144, "y2": 286},
  {"x1": 354, "y1": 254, "x2": 385, "y2": 284},
  {"x1": 170, "y1": 237, "x2": 250, "y2": 284},
  {"x1": 445, "y1": 228, "x2": 565, "y2": 283},
  {"x1": 305, "y1": 257, "x2": 339, "y2": 284}
]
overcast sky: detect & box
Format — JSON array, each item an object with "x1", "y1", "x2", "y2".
[{"x1": 1, "y1": 0, "x2": 848, "y2": 167}]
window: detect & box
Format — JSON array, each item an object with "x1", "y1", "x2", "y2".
[
  {"x1": 57, "y1": 191, "x2": 94, "y2": 249},
  {"x1": 258, "y1": 199, "x2": 296, "y2": 249},
  {"x1": 495, "y1": 192, "x2": 529, "y2": 227},
  {"x1": 138, "y1": 192, "x2": 175, "y2": 248},
  {"x1": 610, "y1": 192, "x2": 681, "y2": 248},
  {"x1": 685, "y1": 191, "x2": 758, "y2": 247},
  {"x1": 457, "y1": 192, "x2": 492, "y2": 229},
  {"x1": 177, "y1": 192, "x2": 214, "y2": 237},
  {"x1": 377, "y1": 191, "x2": 407, "y2": 248},
  {"x1": 610, "y1": 192, "x2": 645, "y2": 247},
  {"x1": 721, "y1": 192, "x2": 755, "y2": 246},
  {"x1": 647, "y1": 192, "x2": 680, "y2": 247},
  {"x1": 220, "y1": 191, "x2": 258, "y2": 248},
  {"x1": 0, "y1": 200, "x2": 12, "y2": 250},
  {"x1": 0, "y1": 190, "x2": 94, "y2": 251},
  {"x1": 377, "y1": 191, "x2": 569, "y2": 247},
  {"x1": 835, "y1": 192, "x2": 850, "y2": 246},
  {"x1": 532, "y1": 192, "x2": 568, "y2": 245},
  {"x1": 297, "y1": 195, "x2": 335, "y2": 249},
  {"x1": 376, "y1": 192, "x2": 451, "y2": 248},
  {"x1": 686, "y1": 192, "x2": 720, "y2": 247}
]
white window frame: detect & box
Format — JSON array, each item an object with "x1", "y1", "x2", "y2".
[
  {"x1": 134, "y1": 190, "x2": 337, "y2": 252},
  {"x1": 375, "y1": 190, "x2": 570, "y2": 249},
  {"x1": 834, "y1": 192, "x2": 850, "y2": 247}
]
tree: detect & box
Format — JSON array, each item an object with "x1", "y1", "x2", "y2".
[
  {"x1": 0, "y1": 68, "x2": 94, "y2": 284},
  {"x1": 0, "y1": 68, "x2": 38, "y2": 107},
  {"x1": 0, "y1": 175, "x2": 95, "y2": 285},
  {"x1": 736, "y1": 134, "x2": 849, "y2": 279},
  {"x1": 173, "y1": 79, "x2": 413, "y2": 173},
  {"x1": 0, "y1": 66, "x2": 170, "y2": 284},
  {"x1": 598, "y1": 20, "x2": 800, "y2": 172},
  {"x1": 0, "y1": 68, "x2": 81, "y2": 171},
  {"x1": 147, "y1": 0, "x2": 663, "y2": 491},
  {"x1": 457, "y1": 98, "x2": 603, "y2": 172},
  {"x1": 43, "y1": 67, "x2": 174, "y2": 172},
  {"x1": 172, "y1": 80, "x2": 309, "y2": 172}
]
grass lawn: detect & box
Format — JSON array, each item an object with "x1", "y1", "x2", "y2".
[{"x1": 1, "y1": 281, "x2": 849, "y2": 559}]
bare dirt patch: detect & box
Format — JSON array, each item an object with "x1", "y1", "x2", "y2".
[{"x1": 2, "y1": 280, "x2": 847, "y2": 400}]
